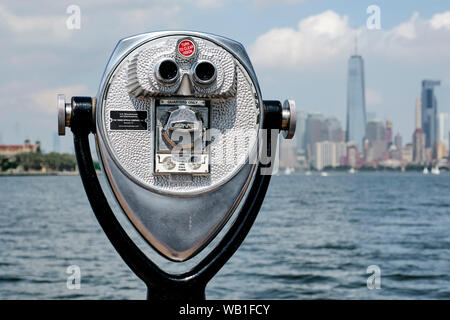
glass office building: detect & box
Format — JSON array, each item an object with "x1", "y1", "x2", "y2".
[
  {"x1": 421, "y1": 80, "x2": 441, "y2": 148},
  {"x1": 346, "y1": 54, "x2": 367, "y2": 153}
]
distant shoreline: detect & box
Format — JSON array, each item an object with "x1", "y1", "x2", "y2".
[
  {"x1": 0, "y1": 172, "x2": 78, "y2": 177},
  {"x1": 0, "y1": 171, "x2": 102, "y2": 177}
]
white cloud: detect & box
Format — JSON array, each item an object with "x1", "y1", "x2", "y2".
[
  {"x1": 391, "y1": 12, "x2": 419, "y2": 39},
  {"x1": 248, "y1": 10, "x2": 353, "y2": 69},
  {"x1": 0, "y1": 5, "x2": 71, "y2": 42},
  {"x1": 249, "y1": 10, "x2": 450, "y2": 70},
  {"x1": 0, "y1": 2, "x2": 185, "y2": 46},
  {"x1": 430, "y1": 11, "x2": 450, "y2": 30},
  {"x1": 369, "y1": 12, "x2": 450, "y2": 63}
]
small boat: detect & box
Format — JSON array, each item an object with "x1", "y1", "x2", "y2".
[
  {"x1": 423, "y1": 167, "x2": 429, "y2": 175},
  {"x1": 284, "y1": 167, "x2": 294, "y2": 175},
  {"x1": 431, "y1": 166, "x2": 440, "y2": 175},
  {"x1": 305, "y1": 171, "x2": 312, "y2": 176},
  {"x1": 321, "y1": 171, "x2": 328, "y2": 177},
  {"x1": 348, "y1": 167, "x2": 356, "y2": 174}
]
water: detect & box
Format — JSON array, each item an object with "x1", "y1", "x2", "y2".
[{"x1": 0, "y1": 173, "x2": 449, "y2": 299}]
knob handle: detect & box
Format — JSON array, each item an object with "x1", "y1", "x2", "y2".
[
  {"x1": 281, "y1": 99, "x2": 296, "y2": 139},
  {"x1": 57, "y1": 94, "x2": 73, "y2": 136}
]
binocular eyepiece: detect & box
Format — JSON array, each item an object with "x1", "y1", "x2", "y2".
[
  {"x1": 154, "y1": 58, "x2": 217, "y2": 86},
  {"x1": 155, "y1": 58, "x2": 179, "y2": 84},
  {"x1": 192, "y1": 60, "x2": 217, "y2": 85}
]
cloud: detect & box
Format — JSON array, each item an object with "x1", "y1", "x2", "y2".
[
  {"x1": 367, "y1": 12, "x2": 450, "y2": 63},
  {"x1": 249, "y1": 10, "x2": 450, "y2": 70},
  {"x1": 430, "y1": 11, "x2": 450, "y2": 30},
  {"x1": 0, "y1": 4, "x2": 71, "y2": 43},
  {"x1": 248, "y1": 10, "x2": 353, "y2": 69},
  {"x1": 0, "y1": 1, "x2": 185, "y2": 47},
  {"x1": 391, "y1": 12, "x2": 419, "y2": 39}
]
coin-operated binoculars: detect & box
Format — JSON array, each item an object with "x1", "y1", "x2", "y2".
[{"x1": 58, "y1": 31, "x2": 295, "y2": 300}]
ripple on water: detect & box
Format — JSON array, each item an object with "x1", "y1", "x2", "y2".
[{"x1": 0, "y1": 174, "x2": 449, "y2": 299}]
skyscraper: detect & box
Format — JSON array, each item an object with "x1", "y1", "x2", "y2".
[
  {"x1": 314, "y1": 141, "x2": 347, "y2": 170},
  {"x1": 296, "y1": 111, "x2": 307, "y2": 155},
  {"x1": 367, "y1": 112, "x2": 377, "y2": 122},
  {"x1": 402, "y1": 144, "x2": 414, "y2": 163},
  {"x1": 314, "y1": 141, "x2": 336, "y2": 171},
  {"x1": 385, "y1": 120, "x2": 393, "y2": 144},
  {"x1": 279, "y1": 138, "x2": 298, "y2": 169},
  {"x1": 365, "y1": 119, "x2": 387, "y2": 162},
  {"x1": 305, "y1": 112, "x2": 325, "y2": 164},
  {"x1": 415, "y1": 98, "x2": 422, "y2": 129},
  {"x1": 394, "y1": 133, "x2": 402, "y2": 150},
  {"x1": 421, "y1": 80, "x2": 440, "y2": 149},
  {"x1": 324, "y1": 117, "x2": 344, "y2": 142},
  {"x1": 366, "y1": 119, "x2": 385, "y2": 142},
  {"x1": 438, "y1": 112, "x2": 449, "y2": 148},
  {"x1": 346, "y1": 53, "x2": 367, "y2": 153},
  {"x1": 305, "y1": 114, "x2": 345, "y2": 155},
  {"x1": 413, "y1": 129, "x2": 426, "y2": 164}
]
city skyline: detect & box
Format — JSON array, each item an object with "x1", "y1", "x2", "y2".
[{"x1": 287, "y1": 47, "x2": 449, "y2": 170}]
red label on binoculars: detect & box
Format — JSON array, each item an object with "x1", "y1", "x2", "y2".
[{"x1": 178, "y1": 40, "x2": 195, "y2": 57}]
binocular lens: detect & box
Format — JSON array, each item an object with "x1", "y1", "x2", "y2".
[
  {"x1": 194, "y1": 61, "x2": 216, "y2": 84},
  {"x1": 157, "y1": 59, "x2": 179, "y2": 83}
]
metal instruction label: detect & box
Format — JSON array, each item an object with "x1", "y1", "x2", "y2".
[
  {"x1": 110, "y1": 110, "x2": 148, "y2": 130},
  {"x1": 159, "y1": 99, "x2": 205, "y2": 106}
]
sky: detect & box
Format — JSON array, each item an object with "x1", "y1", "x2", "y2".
[{"x1": 1, "y1": 0, "x2": 450, "y2": 153}]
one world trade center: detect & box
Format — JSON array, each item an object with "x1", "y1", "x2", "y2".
[{"x1": 346, "y1": 52, "x2": 367, "y2": 153}]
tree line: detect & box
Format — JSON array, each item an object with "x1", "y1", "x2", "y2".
[{"x1": 0, "y1": 152, "x2": 77, "y2": 172}]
